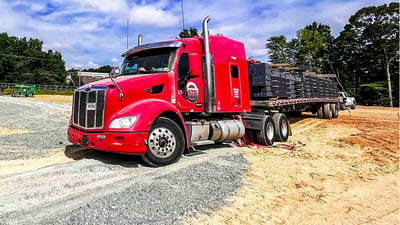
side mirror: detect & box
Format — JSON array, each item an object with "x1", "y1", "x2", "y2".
[
  {"x1": 110, "y1": 67, "x2": 120, "y2": 78},
  {"x1": 188, "y1": 54, "x2": 202, "y2": 78}
]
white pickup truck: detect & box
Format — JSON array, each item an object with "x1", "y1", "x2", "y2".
[{"x1": 340, "y1": 92, "x2": 356, "y2": 110}]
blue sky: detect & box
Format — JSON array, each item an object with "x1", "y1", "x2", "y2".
[{"x1": 0, "y1": 0, "x2": 394, "y2": 69}]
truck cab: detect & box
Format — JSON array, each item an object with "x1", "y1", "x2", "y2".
[{"x1": 339, "y1": 91, "x2": 356, "y2": 109}]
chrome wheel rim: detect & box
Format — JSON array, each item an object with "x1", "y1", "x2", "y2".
[
  {"x1": 148, "y1": 127, "x2": 176, "y2": 158},
  {"x1": 266, "y1": 122, "x2": 274, "y2": 141},
  {"x1": 281, "y1": 120, "x2": 288, "y2": 137}
]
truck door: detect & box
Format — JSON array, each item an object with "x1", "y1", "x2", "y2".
[
  {"x1": 175, "y1": 52, "x2": 204, "y2": 113},
  {"x1": 230, "y1": 63, "x2": 242, "y2": 108}
]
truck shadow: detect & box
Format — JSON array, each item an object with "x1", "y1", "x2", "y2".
[
  {"x1": 64, "y1": 145, "x2": 140, "y2": 168},
  {"x1": 287, "y1": 113, "x2": 317, "y2": 124}
]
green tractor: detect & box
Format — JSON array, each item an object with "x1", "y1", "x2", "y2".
[{"x1": 11, "y1": 85, "x2": 36, "y2": 97}]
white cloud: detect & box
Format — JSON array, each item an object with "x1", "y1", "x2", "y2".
[
  {"x1": 43, "y1": 42, "x2": 73, "y2": 51},
  {"x1": 69, "y1": 63, "x2": 84, "y2": 69},
  {"x1": 129, "y1": 5, "x2": 179, "y2": 27},
  {"x1": 86, "y1": 61, "x2": 99, "y2": 68},
  {"x1": 111, "y1": 57, "x2": 119, "y2": 63}
]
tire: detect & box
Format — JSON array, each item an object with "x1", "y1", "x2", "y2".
[
  {"x1": 323, "y1": 103, "x2": 332, "y2": 119},
  {"x1": 273, "y1": 113, "x2": 289, "y2": 142},
  {"x1": 330, "y1": 103, "x2": 338, "y2": 118},
  {"x1": 11, "y1": 91, "x2": 15, "y2": 97},
  {"x1": 245, "y1": 129, "x2": 256, "y2": 143},
  {"x1": 256, "y1": 115, "x2": 275, "y2": 146},
  {"x1": 27, "y1": 92, "x2": 33, "y2": 97},
  {"x1": 339, "y1": 103, "x2": 345, "y2": 110},
  {"x1": 317, "y1": 105, "x2": 323, "y2": 119},
  {"x1": 351, "y1": 103, "x2": 356, "y2": 110},
  {"x1": 141, "y1": 117, "x2": 185, "y2": 167}
]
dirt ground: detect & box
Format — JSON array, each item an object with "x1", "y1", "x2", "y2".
[
  {"x1": 186, "y1": 106, "x2": 399, "y2": 224},
  {"x1": 2, "y1": 95, "x2": 399, "y2": 224}
]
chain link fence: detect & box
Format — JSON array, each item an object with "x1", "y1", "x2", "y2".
[{"x1": 0, "y1": 83, "x2": 76, "y2": 91}]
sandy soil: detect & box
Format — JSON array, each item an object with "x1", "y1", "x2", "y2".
[
  {"x1": 186, "y1": 106, "x2": 399, "y2": 224},
  {"x1": 31, "y1": 95, "x2": 73, "y2": 104}
]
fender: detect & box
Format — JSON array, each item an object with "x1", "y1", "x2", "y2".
[{"x1": 109, "y1": 98, "x2": 189, "y2": 145}]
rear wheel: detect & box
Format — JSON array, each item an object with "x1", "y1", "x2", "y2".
[
  {"x1": 317, "y1": 105, "x2": 324, "y2": 119},
  {"x1": 323, "y1": 103, "x2": 332, "y2": 119},
  {"x1": 27, "y1": 92, "x2": 33, "y2": 97},
  {"x1": 141, "y1": 117, "x2": 185, "y2": 167},
  {"x1": 273, "y1": 113, "x2": 289, "y2": 142},
  {"x1": 330, "y1": 103, "x2": 338, "y2": 118},
  {"x1": 256, "y1": 115, "x2": 275, "y2": 146}
]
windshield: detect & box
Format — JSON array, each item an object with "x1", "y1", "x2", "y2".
[{"x1": 120, "y1": 48, "x2": 175, "y2": 75}]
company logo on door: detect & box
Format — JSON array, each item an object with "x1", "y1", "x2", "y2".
[
  {"x1": 233, "y1": 88, "x2": 240, "y2": 98},
  {"x1": 185, "y1": 82, "x2": 199, "y2": 103}
]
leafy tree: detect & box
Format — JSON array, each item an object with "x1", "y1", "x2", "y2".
[
  {"x1": 294, "y1": 22, "x2": 334, "y2": 73},
  {"x1": 178, "y1": 27, "x2": 199, "y2": 38},
  {"x1": 84, "y1": 65, "x2": 113, "y2": 73},
  {"x1": 266, "y1": 35, "x2": 291, "y2": 64},
  {"x1": 335, "y1": 2, "x2": 399, "y2": 106},
  {"x1": 266, "y1": 22, "x2": 334, "y2": 73}
]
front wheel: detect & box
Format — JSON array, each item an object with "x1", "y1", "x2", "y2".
[{"x1": 141, "y1": 117, "x2": 185, "y2": 167}]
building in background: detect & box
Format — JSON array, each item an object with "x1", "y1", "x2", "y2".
[{"x1": 78, "y1": 72, "x2": 109, "y2": 86}]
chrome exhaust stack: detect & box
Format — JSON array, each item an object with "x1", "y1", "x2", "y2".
[
  {"x1": 138, "y1": 34, "x2": 143, "y2": 46},
  {"x1": 202, "y1": 16, "x2": 215, "y2": 113}
]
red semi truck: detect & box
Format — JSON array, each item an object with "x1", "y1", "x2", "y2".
[{"x1": 68, "y1": 16, "x2": 340, "y2": 166}]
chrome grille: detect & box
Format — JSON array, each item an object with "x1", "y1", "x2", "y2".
[{"x1": 73, "y1": 87, "x2": 107, "y2": 129}]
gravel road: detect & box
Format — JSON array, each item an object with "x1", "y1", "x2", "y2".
[
  {"x1": 0, "y1": 96, "x2": 70, "y2": 160},
  {"x1": 0, "y1": 96, "x2": 248, "y2": 225}
]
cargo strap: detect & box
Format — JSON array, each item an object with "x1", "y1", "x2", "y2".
[{"x1": 237, "y1": 133, "x2": 297, "y2": 151}]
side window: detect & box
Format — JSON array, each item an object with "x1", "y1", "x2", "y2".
[
  {"x1": 231, "y1": 65, "x2": 239, "y2": 78},
  {"x1": 178, "y1": 53, "x2": 189, "y2": 79}
]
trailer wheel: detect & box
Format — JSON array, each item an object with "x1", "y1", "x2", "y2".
[
  {"x1": 317, "y1": 105, "x2": 323, "y2": 119},
  {"x1": 273, "y1": 113, "x2": 289, "y2": 142},
  {"x1": 323, "y1": 104, "x2": 332, "y2": 119},
  {"x1": 330, "y1": 103, "x2": 338, "y2": 118},
  {"x1": 141, "y1": 117, "x2": 185, "y2": 167},
  {"x1": 256, "y1": 115, "x2": 275, "y2": 146}
]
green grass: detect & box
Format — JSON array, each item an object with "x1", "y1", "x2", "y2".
[{"x1": 2, "y1": 88, "x2": 74, "y2": 96}]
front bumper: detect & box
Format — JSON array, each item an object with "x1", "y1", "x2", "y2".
[{"x1": 68, "y1": 126, "x2": 148, "y2": 155}]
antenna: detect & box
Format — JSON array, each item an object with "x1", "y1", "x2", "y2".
[
  {"x1": 180, "y1": 0, "x2": 185, "y2": 31},
  {"x1": 180, "y1": 0, "x2": 187, "y2": 46},
  {"x1": 126, "y1": 17, "x2": 129, "y2": 49}
]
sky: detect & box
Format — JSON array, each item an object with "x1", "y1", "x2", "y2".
[{"x1": 0, "y1": 0, "x2": 394, "y2": 69}]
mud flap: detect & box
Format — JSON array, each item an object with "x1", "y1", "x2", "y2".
[{"x1": 288, "y1": 120, "x2": 292, "y2": 136}]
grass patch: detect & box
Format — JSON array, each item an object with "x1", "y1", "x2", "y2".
[{"x1": 1, "y1": 88, "x2": 74, "y2": 96}]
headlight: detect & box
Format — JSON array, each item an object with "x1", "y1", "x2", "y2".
[{"x1": 109, "y1": 116, "x2": 138, "y2": 128}]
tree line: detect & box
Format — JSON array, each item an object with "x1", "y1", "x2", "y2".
[
  {"x1": 0, "y1": 32, "x2": 67, "y2": 85},
  {"x1": 266, "y1": 3, "x2": 399, "y2": 107}
]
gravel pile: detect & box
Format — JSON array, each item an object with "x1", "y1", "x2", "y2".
[{"x1": 0, "y1": 96, "x2": 70, "y2": 160}]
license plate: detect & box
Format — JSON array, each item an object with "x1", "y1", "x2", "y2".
[{"x1": 82, "y1": 135, "x2": 89, "y2": 145}]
